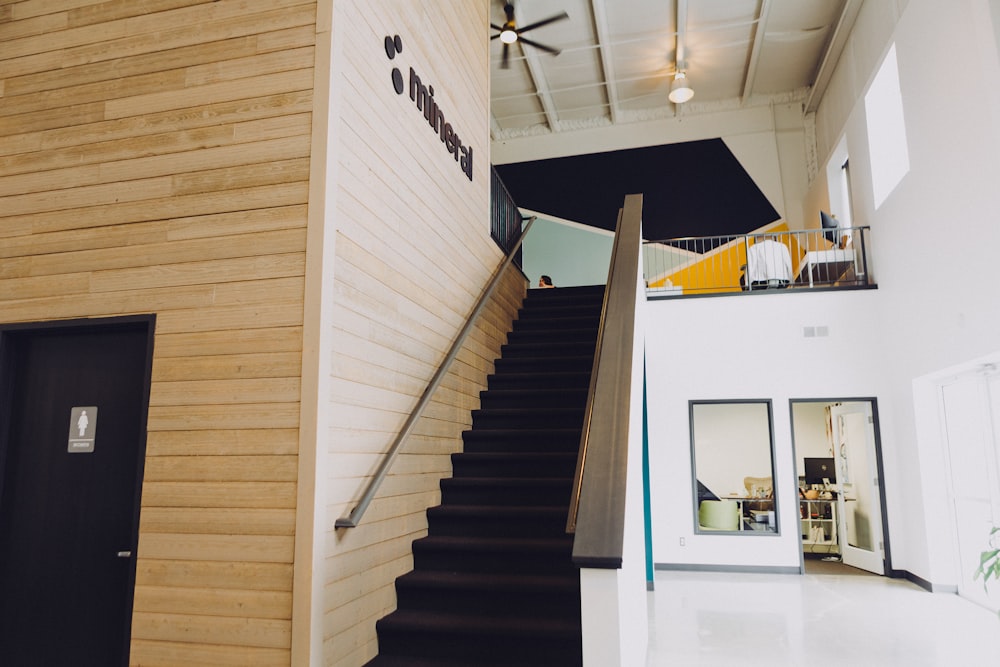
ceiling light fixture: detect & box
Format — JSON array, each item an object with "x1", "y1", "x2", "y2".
[
  {"x1": 499, "y1": 26, "x2": 518, "y2": 44},
  {"x1": 669, "y1": 71, "x2": 694, "y2": 104}
]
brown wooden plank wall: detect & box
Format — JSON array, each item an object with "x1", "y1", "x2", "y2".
[{"x1": 0, "y1": 1, "x2": 318, "y2": 665}]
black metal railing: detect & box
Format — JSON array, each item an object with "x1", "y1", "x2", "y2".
[
  {"x1": 643, "y1": 226, "x2": 874, "y2": 297},
  {"x1": 491, "y1": 166, "x2": 524, "y2": 268}
]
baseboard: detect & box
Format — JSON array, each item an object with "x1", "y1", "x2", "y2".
[
  {"x1": 896, "y1": 569, "x2": 958, "y2": 593},
  {"x1": 654, "y1": 562, "x2": 800, "y2": 575}
]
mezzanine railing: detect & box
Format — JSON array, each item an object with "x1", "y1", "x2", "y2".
[
  {"x1": 490, "y1": 166, "x2": 524, "y2": 269},
  {"x1": 644, "y1": 226, "x2": 874, "y2": 297}
]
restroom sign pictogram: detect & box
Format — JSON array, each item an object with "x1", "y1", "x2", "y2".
[{"x1": 68, "y1": 406, "x2": 98, "y2": 453}]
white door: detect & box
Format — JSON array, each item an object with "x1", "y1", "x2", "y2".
[
  {"x1": 831, "y1": 402, "x2": 885, "y2": 574},
  {"x1": 939, "y1": 373, "x2": 1000, "y2": 612}
]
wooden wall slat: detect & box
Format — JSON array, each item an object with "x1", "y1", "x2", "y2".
[
  {"x1": 139, "y1": 507, "x2": 297, "y2": 536},
  {"x1": 141, "y1": 481, "x2": 297, "y2": 508},
  {"x1": 129, "y1": 639, "x2": 288, "y2": 667},
  {"x1": 143, "y1": 455, "x2": 298, "y2": 483},
  {"x1": 146, "y1": 403, "x2": 301, "y2": 431},
  {"x1": 151, "y1": 378, "x2": 301, "y2": 406},
  {"x1": 144, "y1": 429, "x2": 300, "y2": 457},
  {"x1": 22, "y1": 182, "x2": 308, "y2": 234},
  {"x1": 131, "y1": 611, "x2": 290, "y2": 649},
  {"x1": 135, "y1": 558, "x2": 293, "y2": 591},
  {"x1": 133, "y1": 584, "x2": 292, "y2": 619},
  {"x1": 151, "y1": 350, "x2": 302, "y2": 380},
  {"x1": 153, "y1": 328, "x2": 303, "y2": 358},
  {"x1": 138, "y1": 533, "x2": 294, "y2": 563}
]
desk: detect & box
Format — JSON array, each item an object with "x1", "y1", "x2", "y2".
[
  {"x1": 804, "y1": 248, "x2": 856, "y2": 287},
  {"x1": 722, "y1": 495, "x2": 776, "y2": 532}
]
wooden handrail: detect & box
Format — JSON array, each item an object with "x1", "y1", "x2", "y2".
[
  {"x1": 566, "y1": 194, "x2": 643, "y2": 569},
  {"x1": 335, "y1": 217, "x2": 536, "y2": 528}
]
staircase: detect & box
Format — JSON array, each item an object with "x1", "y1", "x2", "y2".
[{"x1": 364, "y1": 284, "x2": 605, "y2": 667}]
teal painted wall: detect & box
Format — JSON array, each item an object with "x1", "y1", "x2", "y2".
[{"x1": 521, "y1": 213, "x2": 613, "y2": 288}]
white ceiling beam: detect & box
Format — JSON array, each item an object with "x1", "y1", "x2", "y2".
[
  {"x1": 590, "y1": 0, "x2": 620, "y2": 125},
  {"x1": 741, "y1": 0, "x2": 771, "y2": 104},
  {"x1": 522, "y1": 47, "x2": 561, "y2": 132},
  {"x1": 805, "y1": 0, "x2": 865, "y2": 113}
]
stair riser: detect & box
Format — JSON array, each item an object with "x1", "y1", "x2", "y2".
[
  {"x1": 471, "y1": 410, "x2": 585, "y2": 430},
  {"x1": 412, "y1": 548, "x2": 576, "y2": 576},
  {"x1": 486, "y1": 372, "x2": 591, "y2": 391},
  {"x1": 494, "y1": 356, "x2": 593, "y2": 373},
  {"x1": 394, "y1": 587, "x2": 581, "y2": 620},
  {"x1": 506, "y1": 329, "x2": 598, "y2": 345},
  {"x1": 517, "y1": 304, "x2": 602, "y2": 319},
  {"x1": 451, "y1": 454, "x2": 577, "y2": 478},
  {"x1": 427, "y1": 514, "x2": 569, "y2": 538},
  {"x1": 440, "y1": 485, "x2": 572, "y2": 508},
  {"x1": 478, "y1": 391, "x2": 587, "y2": 410},
  {"x1": 511, "y1": 315, "x2": 600, "y2": 332},
  {"x1": 460, "y1": 431, "x2": 581, "y2": 453},
  {"x1": 500, "y1": 341, "x2": 596, "y2": 358},
  {"x1": 374, "y1": 625, "x2": 582, "y2": 666}
]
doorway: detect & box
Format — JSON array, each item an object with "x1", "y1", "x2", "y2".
[
  {"x1": 937, "y1": 368, "x2": 1000, "y2": 612},
  {"x1": 0, "y1": 317, "x2": 154, "y2": 665},
  {"x1": 790, "y1": 399, "x2": 889, "y2": 576}
]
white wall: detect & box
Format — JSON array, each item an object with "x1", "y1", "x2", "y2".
[
  {"x1": 645, "y1": 290, "x2": 893, "y2": 569},
  {"x1": 808, "y1": 0, "x2": 1000, "y2": 584},
  {"x1": 645, "y1": 0, "x2": 1000, "y2": 583},
  {"x1": 304, "y1": 3, "x2": 525, "y2": 665}
]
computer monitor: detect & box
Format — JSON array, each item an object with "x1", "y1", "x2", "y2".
[
  {"x1": 820, "y1": 210, "x2": 839, "y2": 244},
  {"x1": 804, "y1": 457, "x2": 836, "y2": 486}
]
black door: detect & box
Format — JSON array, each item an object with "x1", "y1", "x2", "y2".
[{"x1": 0, "y1": 319, "x2": 152, "y2": 666}]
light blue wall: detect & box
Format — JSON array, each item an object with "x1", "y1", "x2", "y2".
[{"x1": 521, "y1": 212, "x2": 613, "y2": 288}]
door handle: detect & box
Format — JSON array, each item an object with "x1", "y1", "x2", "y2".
[{"x1": 116, "y1": 550, "x2": 132, "y2": 558}]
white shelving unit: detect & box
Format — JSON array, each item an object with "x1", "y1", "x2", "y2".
[{"x1": 800, "y1": 498, "x2": 839, "y2": 554}]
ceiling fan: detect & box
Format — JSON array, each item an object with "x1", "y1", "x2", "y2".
[{"x1": 491, "y1": 2, "x2": 569, "y2": 69}]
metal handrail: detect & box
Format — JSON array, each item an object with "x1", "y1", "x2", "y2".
[
  {"x1": 566, "y1": 194, "x2": 643, "y2": 569},
  {"x1": 335, "y1": 216, "x2": 536, "y2": 528}
]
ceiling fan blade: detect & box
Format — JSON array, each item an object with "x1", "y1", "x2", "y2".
[
  {"x1": 490, "y1": 23, "x2": 505, "y2": 32},
  {"x1": 501, "y1": 42, "x2": 510, "y2": 69},
  {"x1": 517, "y1": 35, "x2": 560, "y2": 56},
  {"x1": 490, "y1": 33, "x2": 502, "y2": 40},
  {"x1": 516, "y1": 11, "x2": 568, "y2": 34}
]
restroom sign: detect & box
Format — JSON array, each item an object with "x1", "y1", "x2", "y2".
[{"x1": 68, "y1": 406, "x2": 98, "y2": 453}]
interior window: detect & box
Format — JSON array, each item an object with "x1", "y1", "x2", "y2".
[
  {"x1": 690, "y1": 400, "x2": 779, "y2": 534},
  {"x1": 865, "y1": 43, "x2": 910, "y2": 209}
]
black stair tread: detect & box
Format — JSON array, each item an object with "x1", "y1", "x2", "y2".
[
  {"x1": 441, "y1": 477, "x2": 573, "y2": 488},
  {"x1": 511, "y1": 316, "x2": 600, "y2": 331},
  {"x1": 463, "y1": 427, "x2": 581, "y2": 436},
  {"x1": 524, "y1": 285, "x2": 604, "y2": 299},
  {"x1": 461, "y1": 430, "x2": 583, "y2": 456},
  {"x1": 506, "y1": 327, "x2": 598, "y2": 340},
  {"x1": 413, "y1": 534, "x2": 572, "y2": 552},
  {"x1": 493, "y1": 354, "x2": 594, "y2": 363},
  {"x1": 364, "y1": 657, "x2": 485, "y2": 667},
  {"x1": 427, "y1": 504, "x2": 569, "y2": 518},
  {"x1": 452, "y1": 451, "x2": 578, "y2": 461},
  {"x1": 471, "y1": 406, "x2": 584, "y2": 417},
  {"x1": 479, "y1": 387, "x2": 587, "y2": 400},
  {"x1": 489, "y1": 370, "x2": 590, "y2": 380},
  {"x1": 377, "y1": 608, "x2": 579, "y2": 637},
  {"x1": 396, "y1": 569, "x2": 578, "y2": 592}
]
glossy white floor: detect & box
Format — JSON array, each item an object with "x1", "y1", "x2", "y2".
[{"x1": 646, "y1": 567, "x2": 1000, "y2": 666}]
